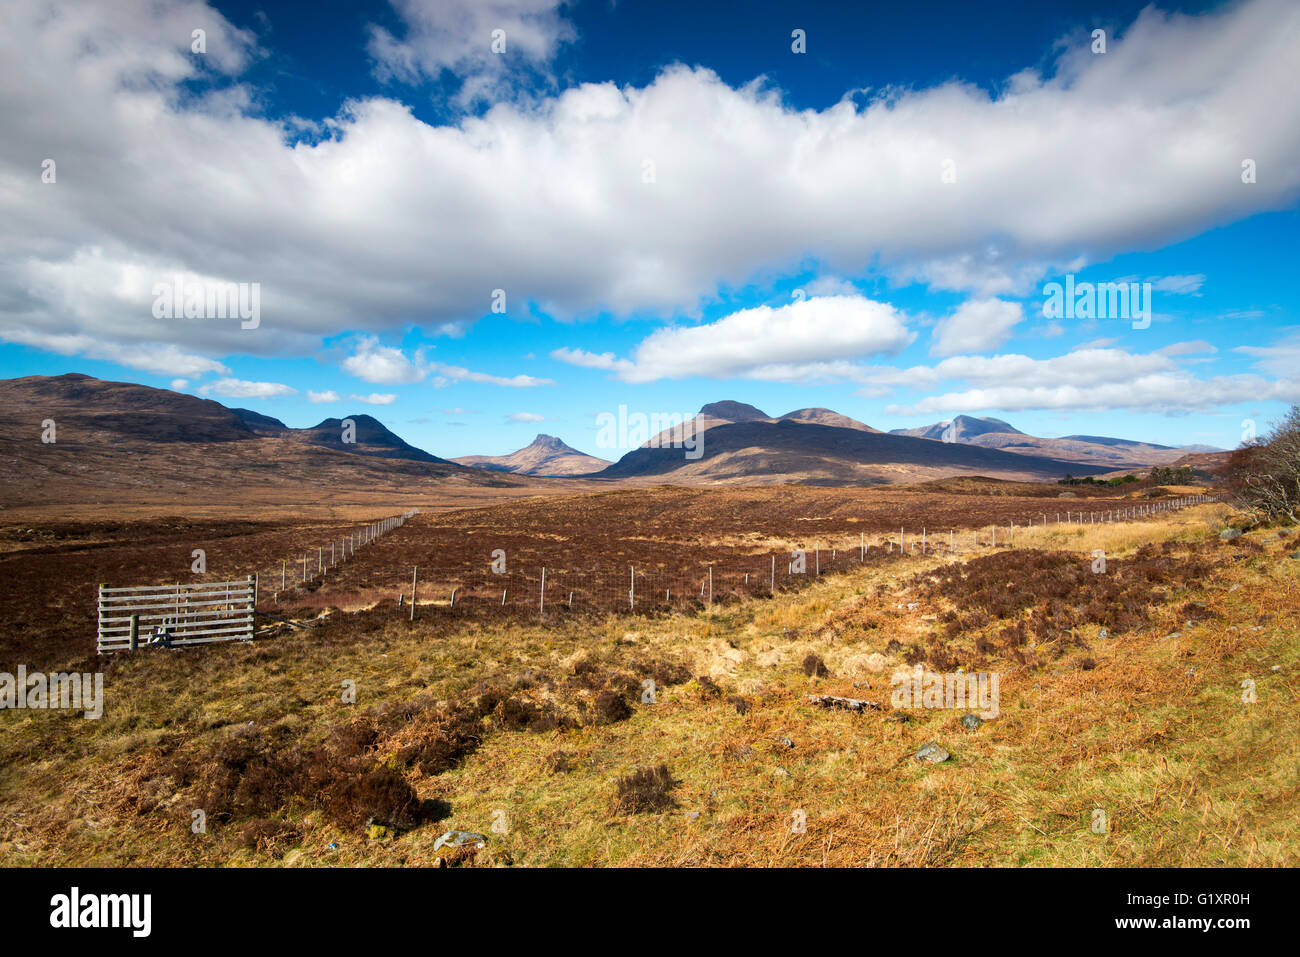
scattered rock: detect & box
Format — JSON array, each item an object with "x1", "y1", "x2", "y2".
[
  {"x1": 914, "y1": 742, "x2": 950, "y2": 763},
  {"x1": 433, "y1": 830, "x2": 487, "y2": 852},
  {"x1": 960, "y1": 714, "x2": 983, "y2": 731},
  {"x1": 1097, "y1": 627, "x2": 1109, "y2": 640},
  {"x1": 778, "y1": 736, "x2": 795, "y2": 749},
  {"x1": 1219, "y1": 528, "x2": 1242, "y2": 541},
  {"x1": 807, "y1": 694, "x2": 880, "y2": 712}
]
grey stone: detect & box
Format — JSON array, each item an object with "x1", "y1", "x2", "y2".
[
  {"x1": 914, "y1": 742, "x2": 950, "y2": 763},
  {"x1": 960, "y1": 714, "x2": 983, "y2": 731},
  {"x1": 1219, "y1": 528, "x2": 1242, "y2": 541},
  {"x1": 433, "y1": 830, "x2": 487, "y2": 851}
]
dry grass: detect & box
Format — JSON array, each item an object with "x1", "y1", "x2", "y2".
[{"x1": 1, "y1": 501, "x2": 1296, "y2": 867}]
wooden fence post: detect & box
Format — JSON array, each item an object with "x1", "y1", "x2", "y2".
[
  {"x1": 128, "y1": 613, "x2": 139, "y2": 651},
  {"x1": 410, "y1": 566, "x2": 418, "y2": 621}
]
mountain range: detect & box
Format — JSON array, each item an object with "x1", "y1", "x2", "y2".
[
  {"x1": 0, "y1": 373, "x2": 517, "y2": 507},
  {"x1": 453, "y1": 434, "x2": 611, "y2": 476},
  {"x1": 591, "y1": 403, "x2": 1110, "y2": 485},
  {"x1": 888, "y1": 414, "x2": 1220, "y2": 469},
  {"x1": 0, "y1": 374, "x2": 1226, "y2": 504}
]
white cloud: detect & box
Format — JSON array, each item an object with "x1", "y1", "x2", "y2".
[
  {"x1": 887, "y1": 374, "x2": 1300, "y2": 415},
  {"x1": 930, "y1": 298, "x2": 1024, "y2": 356},
  {"x1": 3, "y1": 0, "x2": 1298, "y2": 370},
  {"x1": 341, "y1": 336, "x2": 426, "y2": 384},
  {"x1": 873, "y1": 344, "x2": 1300, "y2": 415},
  {"x1": 802, "y1": 276, "x2": 860, "y2": 297},
  {"x1": 1073, "y1": 337, "x2": 1119, "y2": 351},
  {"x1": 368, "y1": 0, "x2": 574, "y2": 102},
  {"x1": 1157, "y1": 340, "x2": 1218, "y2": 357},
  {"x1": 554, "y1": 295, "x2": 914, "y2": 383},
  {"x1": 1150, "y1": 274, "x2": 1206, "y2": 295},
  {"x1": 350, "y1": 392, "x2": 398, "y2": 405},
  {"x1": 430, "y1": 363, "x2": 554, "y2": 387},
  {"x1": 1236, "y1": 333, "x2": 1300, "y2": 377},
  {"x1": 549, "y1": 348, "x2": 633, "y2": 373},
  {"x1": 507, "y1": 411, "x2": 544, "y2": 422},
  {"x1": 199, "y1": 378, "x2": 296, "y2": 399},
  {"x1": 0, "y1": 328, "x2": 229, "y2": 378},
  {"x1": 170, "y1": 378, "x2": 189, "y2": 390},
  {"x1": 308, "y1": 390, "x2": 341, "y2": 403}
]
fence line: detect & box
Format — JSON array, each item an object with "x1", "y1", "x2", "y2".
[
  {"x1": 265, "y1": 493, "x2": 1220, "y2": 621},
  {"x1": 256, "y1": 509, "x2": 418, "y2": 603},
  {"x1": 93, "y1": 495, "x2": 1220, "y2": 648},
  {"x1": 93, "y1": 509, "x2": 418, "y2": 653}
]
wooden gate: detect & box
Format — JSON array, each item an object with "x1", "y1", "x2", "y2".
[{"x1": 96, "y1": 576, "x2": 257, "y2": 653}]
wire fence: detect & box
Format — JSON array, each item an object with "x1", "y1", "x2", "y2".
[{"x1": 258, "y1": 494, "x2": 1221, "y2": 622}]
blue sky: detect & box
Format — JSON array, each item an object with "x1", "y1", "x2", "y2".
[{"x1": 3, "y1": 0, "x2": 1298, "y2": 459}]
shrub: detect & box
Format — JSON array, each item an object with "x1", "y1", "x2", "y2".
[
  {"x1": 696, "y1": 675, "x2": 722, "y2": 699},
  {"x1": 801, "y1": 653, "x2": 830, "y2": 677},
  {"x1": 586, "y1": 689, "x2": 632, "y2": 725},
  {"x1": 612, "y1": 764, "x2": 677, "y2": 814},
  {"x1": 1229, "y1": 405, "x2": 1300, "y2": 525}
]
